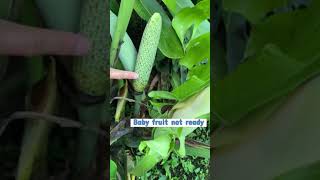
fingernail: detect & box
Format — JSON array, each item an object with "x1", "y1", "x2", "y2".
[
  {"x1": 133, "y1": 73, "x2": 139, "y2": 79},
  {"x1": 75, "y1": 35, "x2": 90, "y2": 55}
]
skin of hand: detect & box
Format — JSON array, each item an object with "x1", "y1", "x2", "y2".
[{"x1": 0, "y1": 19, "x2": 138, "y2": 80}]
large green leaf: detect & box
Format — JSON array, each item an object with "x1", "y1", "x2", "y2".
[
  {"x1": 213, "y1": 75, "x2": 320, "y2": 179},
  {"x1": 185, "y1": 142, "x2": 210, "y2": 159},
  {"x1": 170, "y1": 86, "x2": 210, "y2": 156},
  {"x1": 134, "y1": 0, "x2": 184, "y2": 59},
  {"x1": 246, "y1": 1, "x2": 320, "y2": 61},
  {"x1": 110, "y1": 10, "x2": 137, "y2": 71},
  {"x1": 110, "y1": 0, "x2": 135, "y2": 66},
  {"x1": 179, "y1": 32, "x2": 210, "y2": 69},
  {"x1": 172, "y1": 75, "x2": 209, "y2": 101},
  {"x1": 162, "y1": 0, "x2": 194, "y2": 15},
  {"x1": 148, "y1": 91, "x2": 178, "y2": 100},
  {"x1": 171, "y1": 86, "x2": 210, "y2": 119},
  {"x1": 139, "y1": 134, "x2": 172, "y2": 158},
  {"x1": 213, "y1": 44, "x2": 320, "y2": 125},
  {"x1": 222, "y1": 0, "x2": 291, "y2": 23},
  {"x1": 131, "y1": 134, "x2": 172, "y2": 176},
  {"x1": 275, "y1": 161, "x2": 320, "y2": 180},
  {"x1": 163, "y1": 0, "x2": 210, "y2": 41},
  {"x1": 187, "y1": 60, "x2": 210, "y2": 82},
  {"x1": 172, "y1": 0, "x2": 210, "y2": 47},
  {"x1": 131, "y1": 150, "x2": 162, "y2": 176},
  {"x1": 110, "y1": 160, "x2": 117, "y2": 180}
]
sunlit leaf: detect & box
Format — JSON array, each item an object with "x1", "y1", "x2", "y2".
[
  {"x1": 131, "y1": 134, "x2": 172, "y2": 176},
  {"x1": 171, "y1": 86, "x2": 210, "y2": 120},
  {"x1": 110, "y1": 160, "x2": 117, "y2": 180},
  {"x1": 179, "y1": 32, "x2": 210, "y2": 69},
  {"x1": 148, "y1": 91, "x2": 177, "y2": 100},
  {"x1": 172, "y1": 75, "x2": 209, "y2": 101},
  {"x1": 172, "y1": 0, "x2": 210, "y2": 47}
]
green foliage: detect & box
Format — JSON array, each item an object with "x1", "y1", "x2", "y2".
[
  {"x1": 179, "y1": 33, "x2": 210, "y2": 69},
  {"x1": 214, "y1": 76, "x2": 320, "y2": 179},
  {"x1": 110, "y1": 10, "x2": 137, "y2": 71},
  {"x1": 132, "y1": 86, "x2": 210, "y2": 176},
  {"x1": 111, "y1": 0, "x2": 211, "y2": 178},
  {"x1": 110, "y1": 160, "x2": 117, "y2": 180},
  {"x1": 162, "y1": 0, "x2": 194, "y2": 15},
  {"x1": 223, "y1": 0, "x2": 291, "y2": 23},
  {"x1": 215, "y1": 0, "x2": 320, "y2": 179},
  {"x1": 110, "y1": 0, "x2": 135, "y2": 67},
  {"x1": 148, "y1": 91, "x2": 178, "y2": 100},
  {"x1": 172, "y1": 0, "x2": 210, "y2": 47},
  {"x1": 214, "y1": 1, "x2": 320, "y2": 125}
]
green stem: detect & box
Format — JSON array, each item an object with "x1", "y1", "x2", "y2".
[
  {"x1": 16, "y1": 62, "x2": 55, "y2": 180},
  {"x1": 74, "y1": 102, "x2": 106, "y2": 177},
  {"x1": 134, "y1": 93, "x2": 145, "y2": 117},
  {"x1": 17, "y1": 120, "x2": 50, "y2": 180},
  {"x1": 115, "y1": 80, "x2": 128, "y2": 122},
  {"x1": 110, "y1": 0, "x2": 135, "y2": 67}
]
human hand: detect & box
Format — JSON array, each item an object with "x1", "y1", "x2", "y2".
[
  {"x1": 0, "y1": 19, "x2": 138, "y2": 80},
  {"x1": 110, "y1": 68, "x2": 138, "y2": 79},
  {"x1": 0, "y1": 19, "x2": 89, "y2": 56}
]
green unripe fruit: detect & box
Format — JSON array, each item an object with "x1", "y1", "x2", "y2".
[
  {"x1": 133, "y1": 13, "x2": 162, "y2": 92},
  {"x1": 72, "y1": 0, "x2": 108, "y2": 96}
]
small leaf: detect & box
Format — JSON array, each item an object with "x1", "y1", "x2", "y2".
[
  {"x1": 163, "y1": 0, "x2": 194, "y2": 15},
  {"x1": 131, "y1": 150, "x2": 162, "y2": 176},
  {"x1": 162, "y1": 0, "x2": 176, "y2": 14},
  {"x1": 179, "y1": 32, "x2": 210, "y2": 69},
  {"x1": 110, "y1": 160, "x2": 117, "y2": 180},
  {"x1": 148, "y1": 91, "x2": 178, "y2": 100},
  {"x1": 172, "y1": 75, "x2": 209, "y2": 101}
]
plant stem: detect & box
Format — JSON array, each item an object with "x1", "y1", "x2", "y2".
[
  {"x1": 134, "y1": 93, "x2": 144, "y2": 117},
  {"x1": 115, "y1": 80, "x2": 128, "y2": 122},
  {"x1": 73, "y1": 102, "x2": 106, "y2": 177},
  {"x1": 17, "y1": 61, "x2": 55, "y2": 180},
  {"x1": 110, "y1": 0, "x2": 135, "y2": 67}
]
